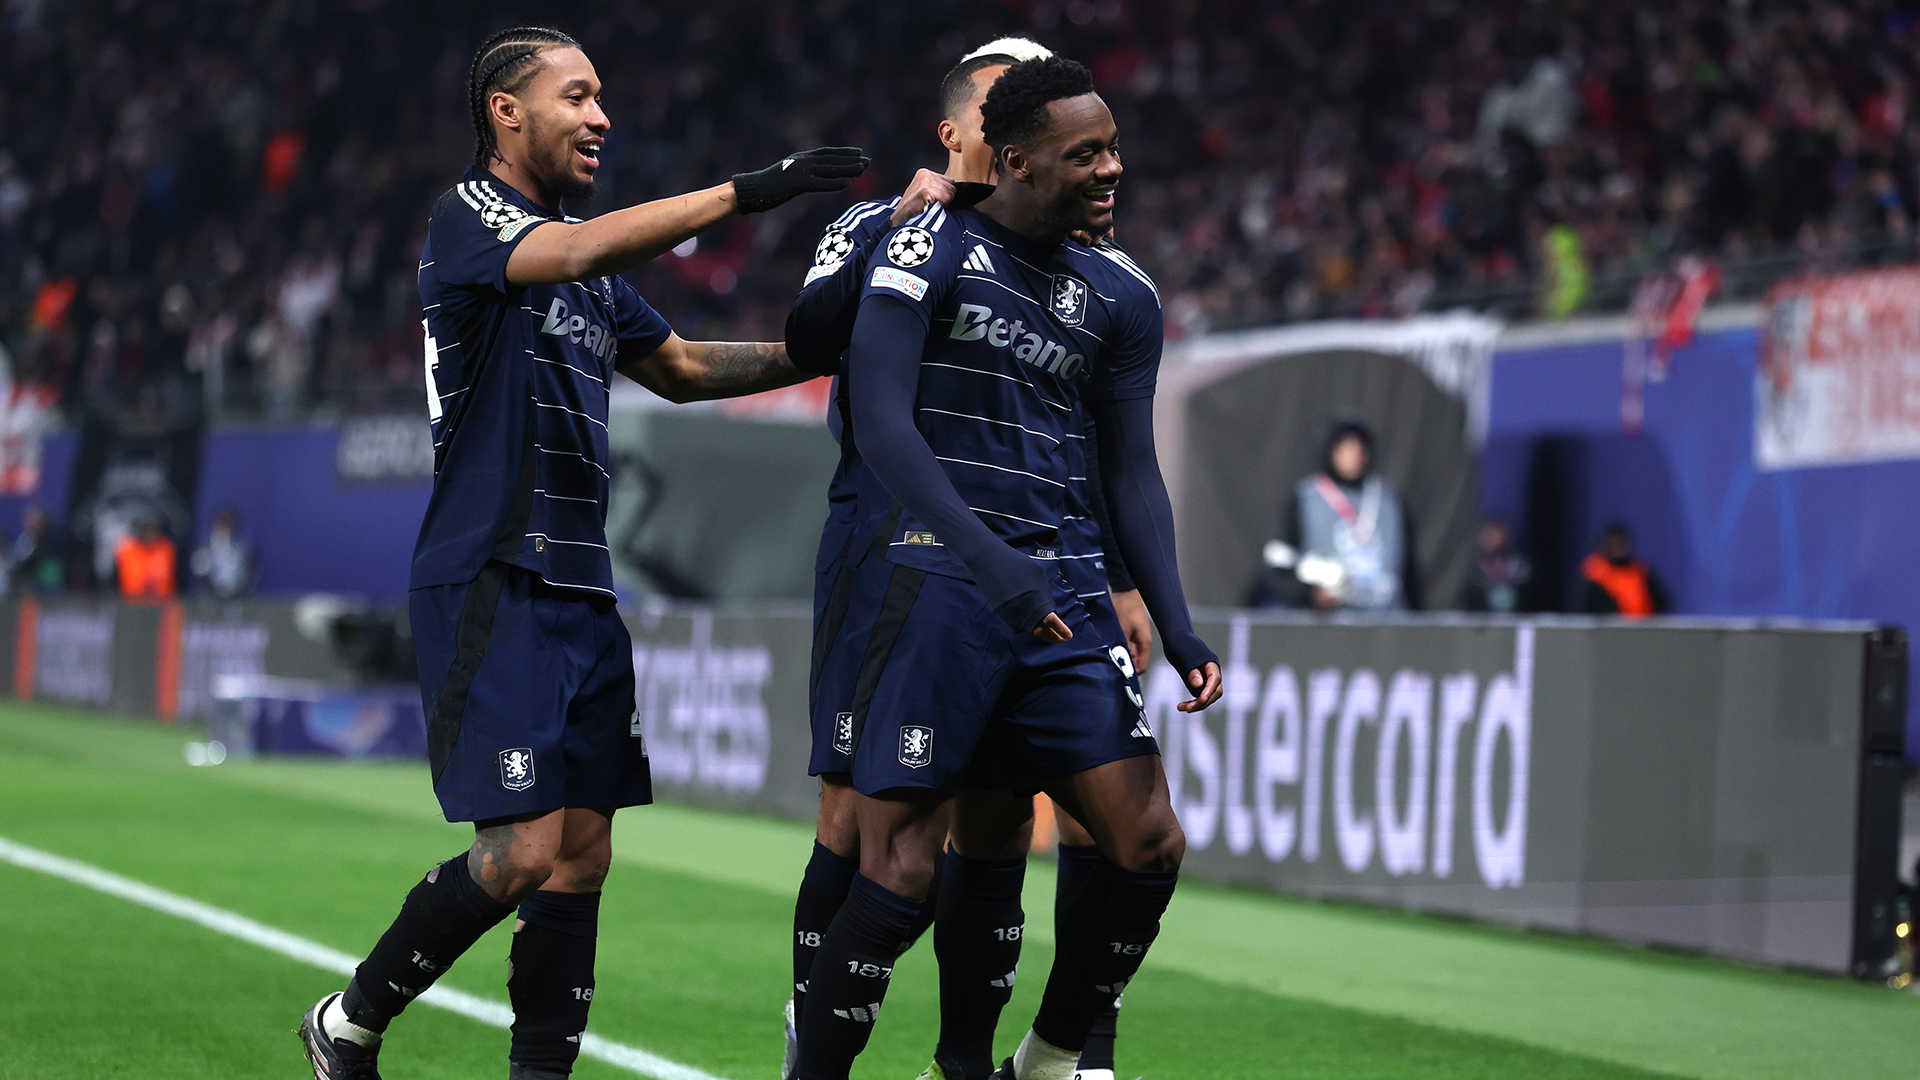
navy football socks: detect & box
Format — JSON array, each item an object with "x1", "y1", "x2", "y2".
[
  {"x1": 343, "y1": 851, "x2": 516, "y2": 1032},
  {"x1": 1054, "y1": 844, "x2": 1118, "y2": 1069},
  {"x1": 1079, "y1": 1004, "x2": 1120, "y2": 1071},
  {"x1": 901, "y1": 848, "x2": 946, "y2": 952},
  {"x1": 1030, "y1": 858, "x2": 1176, "y2": 1053},
  {"x1": 792, "y1": 841, "x2": 859, "y2": 1025},
  {"x1": 1053, "y1": 843, "x2": 1101, "y2": 927},
  {"x1": 933, "y1": 852, "x2": 1028, "y2": 1080},
  {"x1": 793, "y1": 874, "x2": 923, "y2": 1079},
  {"x1": 508, "y1": 890, "x2": 600, "y2": 1078}
]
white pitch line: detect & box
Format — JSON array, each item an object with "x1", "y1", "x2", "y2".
[{"x1": 0, "y1": 834, "x2": 729, "y2": 1080}]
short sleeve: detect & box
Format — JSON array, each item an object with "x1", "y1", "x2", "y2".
[
  {"x1": 1088, "y1": 289, "x2": 1163, "y2": 401},
  {"x1": 612, "y1": 277, "x2": 674, "y2": 358},
  {"x1": 801, "y1": 199, "x2": 895, "y2": 288},
  {"x1": 427, "y1": 182, "x2": 553, "y2": 295},
  {"x1": 858, "y1": 212, "x2": 961, "y2": 328}
]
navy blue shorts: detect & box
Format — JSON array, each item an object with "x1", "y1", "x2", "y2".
[
  {"x1": 808, "y1": 553, "x2": 1155, "y2": 796},
  {"x1": 807, "y1": 509, "x2": 871, "y2": 780},
  {"x1": 413, "y1": 561, "x2": 651, "y2": 823}
]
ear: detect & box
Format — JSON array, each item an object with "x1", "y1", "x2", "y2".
[
  {"x1": 937, "y1": 118, "x2": 963, "y2": 155},
  {"x1": 489, "y1": 90, "x2": 523, "y2": 136},
  {"x1": 999, "y1": 144, "x2": 1031, "y2": 183}
]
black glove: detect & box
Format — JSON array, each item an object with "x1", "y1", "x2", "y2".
[{"x1": 732, "y1": 147, "x2": 870, "y2": 214}]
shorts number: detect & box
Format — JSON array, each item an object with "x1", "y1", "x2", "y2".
[
  {"x1": 847, "y1": 961, "x2": 894, "y2": 979},
  {"x1": 994, "y1": 925, "x2": 1023, "y2": 941},
  {"x1": 1110, "y1": 942, "x2": 1145, "y2": 955},
  {"x1": 1107, "y1": 646, "x2": 1146, "y2": 709},
  {"x1": 797, "y1": 931, "x2": 822, "y2": 947}
]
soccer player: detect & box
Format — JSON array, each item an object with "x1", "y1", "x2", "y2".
[
  {"x1": 297, "y1": 26, "x2": 865, "y2": 1080},
  {"x1": 790, "y1": 55, "x2": 1223, "y2": 1080},
  {"x1": 784, "y1": 39, "x2": 1151, "y2": 1080}
]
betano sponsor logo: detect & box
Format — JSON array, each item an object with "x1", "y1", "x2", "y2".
[
  {"x1": 539, "y1": 297, "x2": 617, "y2": 359},
  {"x1": 1155, "y1": 621, "x2": 1533, "y2": 891},
  {"x1": 948, "y1": 302, "x2": 1088, "y2": 381}
]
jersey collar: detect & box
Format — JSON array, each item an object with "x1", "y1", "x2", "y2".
[
  {"x1": 462, "y1": 164, "x2": 561, "y2": 220},
  {"x1": 964, "y1": 207, "x2": 1067, "y2": 262}
]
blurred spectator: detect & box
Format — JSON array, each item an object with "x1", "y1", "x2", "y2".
[
  {"x1": 1458, "y1": 516, "x2": 1532, "y2": 613},
  {"x1": 1580, "y1": 521, "x2": 1669, "y2": 618},
  {"x1": 1263, "y1": 419, "x2": 1419, "y2": 611},
  {"x1": 8, "y1": 506, "x2": 63, "y2": 595},
  {"x1": 114, "y1": 518, "x2": 177, "y2": 601},
  {"x1": 191, "y1": 506, "x2": 256, "y2": 600},
  {"x1": 7, "y1": 0, "x2": 1920, "y2": 422}
]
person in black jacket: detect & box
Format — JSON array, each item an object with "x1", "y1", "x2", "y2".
[{"x1": 1458, "y1": 516, "x2": 1532, "y2": 612}]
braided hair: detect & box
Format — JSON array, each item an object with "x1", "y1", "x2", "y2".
[{"x1": 467, "y1": 26, "x2": 581, "y2": 168}]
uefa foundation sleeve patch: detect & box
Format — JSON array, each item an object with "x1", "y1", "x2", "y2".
[{"x1": 870, "y1": 266, "x2": 929, "y2": 301}]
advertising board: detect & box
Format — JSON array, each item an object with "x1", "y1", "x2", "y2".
[{"x1": 1, "y1": 595, "x2": 1898, "y2": 974}]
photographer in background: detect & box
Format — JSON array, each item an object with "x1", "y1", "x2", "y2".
[
  {"x1": 1261, "y1": 419, "x2": 1419, "y2": 612},
  {"x1": 191, "y1": 506, "x2": 257, "y2": 600}
]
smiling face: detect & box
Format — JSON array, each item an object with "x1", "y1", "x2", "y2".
[
  {"x1": 1002, "y1": 93, "x2": 1121, "y2": 238},
  {"x1": 493, "y1": 46, "x2": 608, "y2": 203}
]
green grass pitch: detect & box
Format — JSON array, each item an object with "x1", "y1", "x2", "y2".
[{"x1": 1, "y1": 702, "x2": 1915, "y2": 1079}]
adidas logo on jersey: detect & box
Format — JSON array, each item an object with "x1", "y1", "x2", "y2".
[{"x1": 962, "y1": 245, "x2": 996, "y2": 273}]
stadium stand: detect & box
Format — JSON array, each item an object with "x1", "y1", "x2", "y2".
[{"x1": 2, "y1": 0, "x2": 1919, "y2": 419}]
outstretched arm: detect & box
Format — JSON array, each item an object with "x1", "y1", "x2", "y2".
[
  {"x1": 848, "y1": 295, "x2": 1059, "y2": 636},
  {"x1": 616, "y1": 334, "x2": 812, "y2": 404},
  {"x1": 507, "y1": 148, "x2": 869, "y2": 286},
  {"x1": 1088, "y1": 394, "x2": 1222, "y2": 711},
  {"x1": 507, "y1": 184, "x2": 737, "y2": 285}
]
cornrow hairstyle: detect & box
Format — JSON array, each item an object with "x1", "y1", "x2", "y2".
[
  {"x1": 468, "y1": 26, "x2": 582, "y2": 167},
  {"x1": 978, "y1": 55, "x2": 1096, "y2": 154}
]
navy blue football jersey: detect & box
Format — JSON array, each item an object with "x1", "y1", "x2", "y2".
[
  {"x1": 847, "y1": 203, "x2": 1163, "y2": 580},
  {"x1": 789, "y1": 196, "x2": 903, "y2": 517},
  {"x1": 414, "y1": 166, "x2": 673, "y2": 596},
  {"x1": 1056, "y1": 412, "x2": 1117, "y2": 601}
]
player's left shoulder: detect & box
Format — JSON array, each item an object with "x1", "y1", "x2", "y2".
[
  {"x1": 1073, "y1": 236, "x2": 1161, "y2": 310},
  {"x1": 447, "y1": 176, "x2": 550, "y2": 243}
]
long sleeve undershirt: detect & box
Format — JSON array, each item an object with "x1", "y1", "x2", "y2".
[
  {"x1": 846, "y1": 293, "x2": 1053, "y2": 633},
  {"x1": 1088, "y1": 394, "x2": 1217, "y2": 676}
]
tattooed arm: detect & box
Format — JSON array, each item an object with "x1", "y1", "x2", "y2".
[{"x1": 615, "y1": 333, "x2": 815, "y2": 403}]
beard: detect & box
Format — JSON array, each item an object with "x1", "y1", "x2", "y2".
[
  {"x1": 555, "y1": 171, "x2": 597, "y2": 204},
  {"x1": 527, "y1": 114, "x2": 598, "y2": 205}
]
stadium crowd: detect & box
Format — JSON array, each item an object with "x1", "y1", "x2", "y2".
[{"x1": 2, "y1": 0, "x2": 1919, "y2": 417}]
